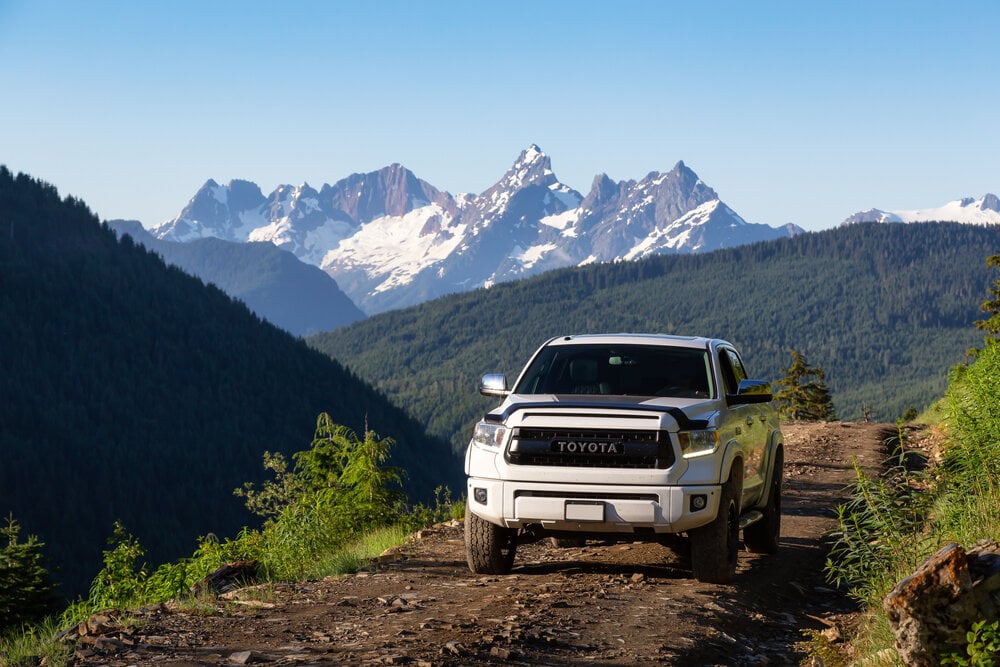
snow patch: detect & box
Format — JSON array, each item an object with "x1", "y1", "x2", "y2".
[
  {"x1": 549, "y1": 182, "x2": 582, "y2": 209},
  {"x1": 539, "y1": 208, "x2": 579, "y2": 231},
  {"x1": 511, "y1": 242, "x2": 558, "y2": 271},
  {"x1": 321, "y1": 204, "x2": 465, "y2": 295}
]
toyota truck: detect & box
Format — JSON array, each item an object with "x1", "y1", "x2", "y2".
[{"x1": 464, "y1": 333, "x2": 784, "y2": 583}]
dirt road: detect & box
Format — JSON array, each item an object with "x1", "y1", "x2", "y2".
[{"x1": 69, "y1": 422, "x2": 901, "y2": 666}]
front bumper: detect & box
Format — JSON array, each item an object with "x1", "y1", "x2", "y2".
[{"x1": 466, "y1": 477, "x2": 721, "y2": 534}]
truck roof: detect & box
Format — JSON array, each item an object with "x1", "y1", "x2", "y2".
[{"x1": 543, "y1": 333, "x2": 725, "y2": 350}]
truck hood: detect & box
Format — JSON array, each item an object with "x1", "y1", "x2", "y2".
[{"x1": 486, "y1": 394, "x2": 719, "y2": 431}]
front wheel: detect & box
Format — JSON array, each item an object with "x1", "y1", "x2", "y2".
[
  {"x1": 690, "y1": 465, "x2": 742, "y2": 584},
  {"x1": 744, "y1": 448, "x2": 783, "y2": 554},
  {"x1": 465, "y1": 505, "x2": 517, "y2": 574}
]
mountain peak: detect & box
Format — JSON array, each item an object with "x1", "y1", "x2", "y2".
[
  {"x1": 521, "y1": 144, "x2": 544, "y2": 161},
  {"x1": 483, "y1": 145, "x2": 557, "y2": 196},
  {"x1": 669, "y1": 160, "x2": 701, "y2": 179},
  {"x1": 512, "y1": 144, "x2": 549, "y2": 171}
]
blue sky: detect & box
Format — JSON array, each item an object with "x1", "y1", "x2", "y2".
[{"x1": 1, "y1": 1, "x2": 997, "y2": 231}]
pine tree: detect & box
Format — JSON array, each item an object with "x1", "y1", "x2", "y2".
[
  {"x1": 775, "y1": 350, "x2": 836, "y2": 421},
  {"x1": 0, "y1": 514, "x2": 58, "y2": 631},
  {"x1": 975, "y1": 253, "x2": 1000, "y2": 342}
]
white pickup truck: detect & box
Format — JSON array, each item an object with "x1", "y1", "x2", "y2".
[{"x1": 464, "y1": 333, "x2": 784, "y2": 583}]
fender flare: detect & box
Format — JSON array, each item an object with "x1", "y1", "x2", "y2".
[
  {"x1": 717, "y1": 439, "x2": 744, "y2": 484},
  {"x1": 760, "y1": 430, "x2": 784, "y2": 492},
  {"x1": 743, "y1": 430, "x2": 784, "y2": 511}
]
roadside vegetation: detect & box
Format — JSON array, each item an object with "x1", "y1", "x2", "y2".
[
  {"x1": 821, "y1": 254, "x2": 1000, "y2": 665},
  {"x1": 0, "y1": 412, "x2": 464, "y2": 666},
  {"x1": 774, "y1": 349, "x2": 836, "y2": 422}
]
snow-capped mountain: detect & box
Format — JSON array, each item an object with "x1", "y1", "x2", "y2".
[
  {"x1": 152, "y1": 145, "x2": 802, "y2": 314},
  {"x1": 843, "y1": 194, "x2": 1000, "y2": 225}
]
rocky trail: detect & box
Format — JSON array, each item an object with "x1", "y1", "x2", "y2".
[{"x1": 67, "y1": 422, "x2": 913, "y2": 666}]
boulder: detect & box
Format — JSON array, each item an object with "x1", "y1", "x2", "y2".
[
  {"x1": 883, "y1": 540, "x2": 1000, "y2": 666},
  {"x1": 191, "y1": 560, "x2": 259, "y2": 597}
]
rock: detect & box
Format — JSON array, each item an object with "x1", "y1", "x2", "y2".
[
  {"x1": 192, "y1": 560, "x2": 259, "y2": 597},
  {"x1": 229, "y1": 649, "x2": 263, "y2": 664},
  {"x1": 490, "y1": 646, "x2": 512, "y2": 659},
  {"x1": 883, "y1": 540, "x2": 1000, "y2": 666},
  {"x1": 443, "y1": 640, "x2": 466, "y2": 656}
]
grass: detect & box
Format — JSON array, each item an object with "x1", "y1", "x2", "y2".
[
  {"x1": 309, "y1": 523, "x2": 414, "y2": 578},
  {"x1": 0, "y1": 617, "x2": 71, "y2": 667}
]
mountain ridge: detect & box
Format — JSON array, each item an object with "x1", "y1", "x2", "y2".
[
  {"x1": 150, "y1": 145, "x2": 802, "y2": 313},
  {"x1": 843, "y1": 193, "x2": 1000, "y2": 225}
]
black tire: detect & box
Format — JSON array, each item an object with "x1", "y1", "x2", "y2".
[
  {"x1": 690, "y1": 464, "x2": 742, "y2": 584},
  {"x1": 465, "y1": 505, "x2": 517, "y2": 574},
  {"x1": 549, "y1": 537, "x2": 586, "y2": 548},
  {"x1": 744, "y1": 448, "x2": 783, "y2": 555}
]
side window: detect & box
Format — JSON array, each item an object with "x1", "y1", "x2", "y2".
[
  {"x1": 718, "y1": 348, "x2": 747, "y2": 394},
  {"x1": 727, "y1": 349, "x2": 747, "y2": 391}
]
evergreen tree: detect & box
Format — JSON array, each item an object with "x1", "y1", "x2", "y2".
[
  {"x1": 337, "y1": 425, "x2": 406, "y2": 528},
  {"x1": 297, "y1": 414, "x2": 405, "y2": 530},
  {"x1": 775, "y1": 350, "x2": 837, "y2": 421},
  {"x1": 0, "y1": 514, "x2": 58, "y2": 631},
  {"x1": 974, "y1": 253, "x2": 1000, "y2": 343}
]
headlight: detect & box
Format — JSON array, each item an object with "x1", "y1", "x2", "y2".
[
  {"x1": 471, "y1": 421, "x2": 507, "y2": 450},
  {"x1": 678, "y1": 429, "x2": 720, "y2": 458}
]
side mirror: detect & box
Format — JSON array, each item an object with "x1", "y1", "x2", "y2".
[
  {"x1": 479, "y1": 373, "x2": 510, "y2": 397},
  {"x1": 727, "y1": 379, "x2": 773, "y2": 405}
]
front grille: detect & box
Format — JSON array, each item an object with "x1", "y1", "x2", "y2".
[{"x1": 506, "y1": 427, "x2": 675, "y2": 469}]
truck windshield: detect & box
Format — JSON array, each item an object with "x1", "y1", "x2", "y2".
[{"x1": 512, "y1": 344, "x2": 713, "y2": 399}]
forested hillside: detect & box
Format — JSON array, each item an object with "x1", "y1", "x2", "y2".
[
  {"x1": 310, "y1": 222, "x2": 996, "y2": 452},
  {"x1": 0, "y1": 167, "x2": 461, "y2": 598},
  {"x1": 107, "y1": 220, "x2": 366, "y2": 337}
]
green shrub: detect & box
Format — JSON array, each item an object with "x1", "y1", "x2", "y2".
[
  {"x1": 403, "y1": 486, "x2": 464, "y2": 532},
  {"x1": 939, "y1": 343, "x2": 1000, "y2": 544},
  {"x1": 85, "y1": 522, "x2": 147, "y2": 612},
  {"x1": 942, "y1": 620, "x2": 1000, "y2": 667}
]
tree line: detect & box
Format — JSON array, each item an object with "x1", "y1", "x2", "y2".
[{"x1": 310, "y1": 221, "x2": 995, "y2": 452}]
